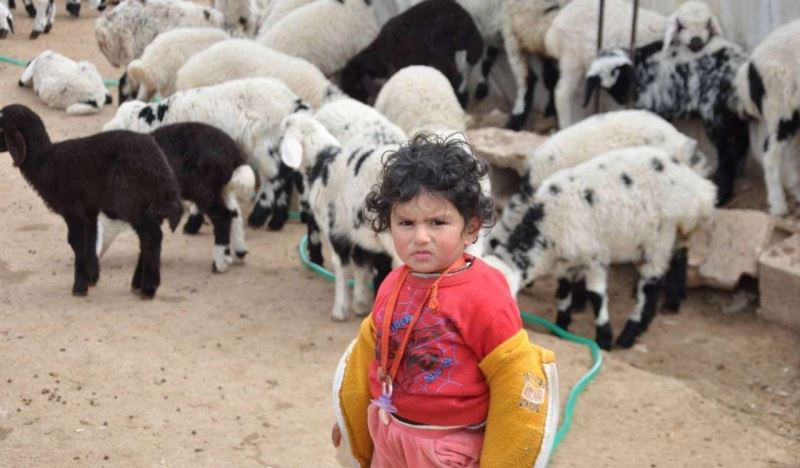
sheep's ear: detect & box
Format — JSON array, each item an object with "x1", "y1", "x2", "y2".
[
  {"x1": 583, "y1": 75, "x2": 601, "y2": 108},
  {"x1": 4, "y1": 127, "x2": 27, "y2": 167},
  {"x1": 280, "y1": 136, "x2": 304, "y2": 170},
  {"x1": 708, "y1": 17, "x2": 723, "y2": 38},
  {"x1": 662, "y1": 15, "x2": 678, "y2": 52}
]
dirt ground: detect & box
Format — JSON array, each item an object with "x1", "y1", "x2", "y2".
[{"x1": 1, "y1": 6, "x2": 798, "y2": 468}]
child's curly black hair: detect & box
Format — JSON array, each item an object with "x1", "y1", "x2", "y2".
[{"x1": 365, "y1": 133, "x2": 494, "y2": 233}]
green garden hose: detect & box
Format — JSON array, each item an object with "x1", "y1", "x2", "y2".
[{"x1": 297, "y1": 235, "x2": 602, "y2": 451}]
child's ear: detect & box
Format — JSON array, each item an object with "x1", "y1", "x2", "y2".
[{"x1": 465, "y1": 217, "x2": 481, "y2": 243}]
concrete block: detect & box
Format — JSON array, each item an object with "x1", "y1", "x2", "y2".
[
  {"x1": 686, "y1": 209, "x2": 776, "y2": 289},
  {"x1": 758, "y1": 234, "x2": 800, "y2": 331},
  {"x1": 466, "y1": 127, "x2": 547, "y2": 176}
]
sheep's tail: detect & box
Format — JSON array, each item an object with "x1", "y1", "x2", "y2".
[
  {"x1": 225, "y1": 164, "x2": 256, "y2": 201},
  {"x1": 162, "y1": 199, "x2": 183, "y2": 232},
  {"x1": 734, "y1": 60, "x2": 764, "y2": 118}
]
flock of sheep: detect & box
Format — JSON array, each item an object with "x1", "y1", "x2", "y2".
[{"x1": 0, "y1": 0, "x2": 799, "y2": 351}]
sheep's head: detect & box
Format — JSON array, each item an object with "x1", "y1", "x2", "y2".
[
  {"x1": 584, "y1": 48, "x2": 633, "y2": 107},
  {"x1": 0, "y1": 105, "x2": 37, "y2": 167},
  {"x1": 279, "y1": 112, "x2": 341, "y2": 171},
  {"x1": 103, "y1": 100, "x2": 148, "y2": 131},
  {"x1": 340, "y1": 53, "x2": 388, "y2": 104},
  {"x1": 663, "y1": 1, "x2": 723, "y2": 53},
  {"x1": 0, "y1": 6, "x2": 14, "y2": 39},
  {"x1": 117, "y1": 71, "x2": 141, "y2": 104}
]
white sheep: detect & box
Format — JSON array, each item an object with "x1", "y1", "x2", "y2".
[
  {"x1": 734, "y1": 19, "x2": 800, "y2": 216},
  {"x1": 94, "y1": 0, "x2": 224, "y2": 68},
  {"x1": 373, "y1": 65, "x2": 466, "y2": 137},
  {"x1": 257, "y1": 0, "x2": 379, "y2": 76},
  {"x1": 544, "y1": 0, "x2": 667, "y2": 128},
  {"x1": 662, "y1": 0, "x2": 723, "y2": 53},
  {"x1": 19, "y1": 50, "x2": 112, "y2": 115},
  {"x1": 258, "y1": 0, "x2": 315, "y2": 32},
  {"x1": 103, "y1": 77, "x2": 309, "y2": 231},
  {"x1": 175, "y1": 39, "x2": 343, "y2": 108},
  {"x1": 484, "y1": 146, "x2": 716, "y2": 350},
  {"x1": 486, "y1": 109, "x2": 710, "y2": 257},
  {"x1": 0, "y1": 1, "x2": 14, "y2": 39},
  {"x1": 214, "y1": 0, "x2": 261, "y2": 36},
  {"x1": 122, "y1": 27, "x2": 230, "y2": 103}
]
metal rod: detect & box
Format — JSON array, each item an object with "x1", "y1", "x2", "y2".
[{"x1": 594, "y1": 0, "x2": 606, "y2": 113}]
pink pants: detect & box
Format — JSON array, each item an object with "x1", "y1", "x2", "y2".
[{"x1": 367, "y1": 404, "x2": 484, "y2": 468}]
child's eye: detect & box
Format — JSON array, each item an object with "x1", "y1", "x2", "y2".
[
  {"x1": 398, "y1": 220, "x2": 413, "y2": 226},
  {"x1": 431, "y1": 219, "x2": 447, "y2": 226}
]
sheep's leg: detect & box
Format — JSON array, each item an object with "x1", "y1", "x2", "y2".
[
  {"x1": 207, "y1": 204, "x2": 234, "y2": 273},
  {"x1": 553, "y1": 61, "x2": 584, "y2": 128},
  {"x1": 248, "y1": 187, "x2": 273, "y2": 227},
  {"x1": 66, "y1": 0, "x2": 80, "y2": 17},
  {"x1": 267, "y1": 165, "x2": 294, "y2": 231},
  {"x1": 224, "y1": 192, "x2": 247, "y2": 261},
  {"x1": 29, "y1": 0, "x2": 48, "y2": 37},
  {"x1": 555, "y1": 277, "x2": 574, "y2": 329},
  {"x1": 786, "y1": 155, "x2": 800, "y2": 206},
  {"x1": 662, "y1": 247, "x2": 688, "y2": 312},
  {"x1": 502, "y1": 22, "x2": 536, "y2": 130},
  {"x1": 44, "y1": 0, "x2": 53, "y2": 32},
  {"x1": 541, "y1": 57, "x2": 560, "y2": 118},
  {"x1": 85, "y1": 214, "x2": 100, "y2": 286},
  {"x1": 22, "y1": 0, "x2": 35, "y2": 17},
  {"x1": 584, "y1": 266, "x2": 612, "y2": 350},
  {"x1": 133, "y1": 216, "x2": 163, "y2": 298},
  {"x1": 708, "y1": 113, "x2": 749, "y2": 206},
  {"x1": 475, "y1": 46, "x2": 499, "y2": 100},
  {"x1": 763, "y1": 134, "x2": 789, "y2": 216},
  {"x1": 306, "y1": 213, "x2": 324, "y2": 266},
  {"x1": 65, "y1": 215, "x2": 90, "y2": 296},
  {"x1": 131, "y1": 254, "x2": 143, "y2": 291},
  {"x1": 183, "y1": 203, "x2": 204, "y2": 234},
  {"x1": 351, "y1": 264, "x2": 372, "y2": 317},
  {"x1": 329, "y1": 236, "x2": 353, "y2": 322}
]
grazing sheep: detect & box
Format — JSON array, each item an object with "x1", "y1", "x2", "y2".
[
  {"x1": 94, "y1": 0, "x2": 224, "y2": 68},
  {"x1": 484, "y1": 146, "x2": 716, "y2": 349},
  {"x1": 257, "y1": 0, "x2": 379, "y2": 76},
  {"x1": 103, "y1": 77, "x2": 308, "y2": 231},
  {"x1": 0, "y1": 104, "x2": 182, "y2": 297},
  {"x1": 175, "y1": 39, "x2": 343, "y2": 108},
  {"x1": 734, "y1": 19, "x2": 800, "y2": 216},
  {"x1": 339, "y1": 0, "x2": 483, "y2": 107},
  {"x1": 121, "y1": 27, "x2": 230, "y2": 103},
  {"x1": 0, "y1": 2, "x2": 13, "y2": 39},
  {"x1": 98, "y1": 122, "x2": 256, "y2": 273},
  {"x1": 583, "y1": 35, "x2": 749, "y2": 206},
  {"x1": 19, "y1": 50, "x2": 113, "y2": 115},
  {"x1": 258, "y1": 0, "x2": 314, "y2": 32},
  {"x1": 662, "y1": 1, "x2": 723, "y2": 53}
]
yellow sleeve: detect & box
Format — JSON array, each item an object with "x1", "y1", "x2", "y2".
[
  {"x1": 478, "y1": 329, "x2": 559, "y2": 468},
  {"x1": 334, "y1": 317, "x2": 376, "y2": 467}
]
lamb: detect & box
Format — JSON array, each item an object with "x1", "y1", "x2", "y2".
[
  {"x1": 258, "y1": 0, "x2": 314, "y2": 32},
  {"x1": 174, "y1": 39, "x2": 344, "y2": 108},
  {"x1": 121, "y1": 27, "x2": 230, "y2": 103},
  {"x1": 583, "y1": 35, "x2": 749, "y2": 206},
  {"x1": 734, "y1": 19, "x2": 800, "y2": 216},
  {"x1": 0, "y1": 104, "x2": 182, "y2": 297},
  {"x1": 662, "y1": 0, "x2": 723, "y2": 53},
  {"x1": 0, "y1": 1, "x2": 13, "y2": 39},
  {"x1": 97, "y1": 122, "x2": 256, "y2": 273},
  {"x1": 19, "y1": 50, "x2": 113, "y2": 115},
  {"x1": 484, "y1": 146, "x2": 716, "y2": 349},
  {"x1": 257, "y1": 0, "x2": 379, "y2": 76},
  {"x1": 103, "y1": 77, "x2": 309, "y2": 231},
  {"x1": 373, "y1": 65, "x2": 466, "y2": 137},
  {"x1": 278, "y1": 111, "x2": 400, "y2": 321},
  {"x1": 339, "y1": 0, "x2": 483, "y2": 107},
  {"x1": 94, "y1": 0, "x2": 224, "y2": 69}
]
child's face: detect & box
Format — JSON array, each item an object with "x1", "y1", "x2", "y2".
[{"x1": 390, "y1": 191, "x2": 479, "y2": 273}]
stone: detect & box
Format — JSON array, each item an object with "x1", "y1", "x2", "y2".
[
  {"x1": 758, "y1": 234, "x2": 800, "y2": 331},
  {"x1": 466, "y1": 127, "x2": 548, "y2": 175},
  {"x1": 686, "y1": 209, "x2": 776, "y2": 289}
]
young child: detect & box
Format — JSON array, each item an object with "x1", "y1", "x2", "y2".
[{"x1": 331, "y1": 134, "x2": 559, "y2": 467}]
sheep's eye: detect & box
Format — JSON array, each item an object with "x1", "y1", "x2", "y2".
[{"x1": 676, "y1": 20, "x2": 684, "y2": 31}]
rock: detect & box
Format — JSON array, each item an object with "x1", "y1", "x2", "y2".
[
  {"x1": 758, "y1": 234, "x2": 800, "y2": 331},
  {"x1": 686, "y1": 209, "x2": 776, "y2": 289},
  {"x1": 466, "y1": 127, "x2": 548, "y2": 175}
]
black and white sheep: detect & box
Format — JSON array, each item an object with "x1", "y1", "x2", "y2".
[
  {"x1": 19, "y1": 50, "x2": 113, "y2": 115},
  {"x1": 257, "y1": 0, "x2": 379, "y2": 76},
  {"x1": 0, "y1": 1, "x2": 13, "y2": 38},
  {"x1": 103, "y1": 77, "x2": 308, "y2": 231},
  {"x1": 340, "y1": 0, "x2": 483, "y2": 107},
  {"x1": 484, "y1": 146, "x2": 716, "y2": 349},
  {"x1": 584, "y1": 34, "x2": 749, "y2": 206},
  {"x1": 121, "y1": 27, "x2": 230, "y2": 103},
  {"x1": 174, "y1": 39, "x2": 344, "y2": 108},
  {"x1": 94, "y1": 0, "x2": 224, "y2": 69},
  {"x1": 0, "y1": 104, "x2": 182, "y2": 297},
  {"x1": 734, "y1": 19, "x2": 800, "y2": 216},
  {"x1": 98, "y1": 122, "x2": 256, "y2": 273}
]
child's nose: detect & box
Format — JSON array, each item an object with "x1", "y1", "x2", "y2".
[{"x1": 413, "y1": 226, "x2": 431, "y2": 243}]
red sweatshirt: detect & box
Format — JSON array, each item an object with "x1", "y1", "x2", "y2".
[{"x1": 369, "y1": 257, "x2": 522, "y2": 426}]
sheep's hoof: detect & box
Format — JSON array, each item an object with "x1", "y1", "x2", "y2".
[
  {"x1": 72, "y1": 286, "x2": 88, "y2": 297},
  {"x1": 267, "y1": 211, "x2": 289, "y2": 231},
  {"x1": 247, "y1": 206, "x2": 270, "y2": 227},
  {"x1": 212, "y1": 261, "x2": 228, "y2": 273},
  {"x1": 25, "y1": 4, "x2": 36, "y2": 16},
  {"x1": 43, "y1": 24, "x2": 51, "y2": 34},
  {"x1": 615, "y1": 321, "x2": 641, "y2": 349},
  {"x1": 595, "y1": 323, "x2": 613, "y2": 351},
  {"x1": 29, "y1": 30, "x2": 41, "y2": 39},
  {"x1": 139, "y1": 285, "x2": 157, "y2": 298},
  {"x1": 309, "y1": 252, "x2": 324, "y2": 267},
  {"x1": 661, "y1": 298, "x2": 681, "y2": 313},
  {"x1": 66, "y1": 2, "x2": 81, "y2": 16},
  {"x1": 474, "y1": 83, "x2": 489, "y2": 100},
  {"x1": 0, "y1": 31, "x2": 8, "y2": 39},
  {"x1": 235, "y1": 250, "x2": 247, "y2": 260},
  {"x1": 331, "y1": 311, "x2": 348, "y2": 322},
  {"x1": 8, "y1": 0, "x2": 14, "y2": 9}
]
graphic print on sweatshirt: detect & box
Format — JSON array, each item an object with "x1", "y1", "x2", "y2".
[{"x1": 375, "y1": 289, "x2": 464, "y2": 395}]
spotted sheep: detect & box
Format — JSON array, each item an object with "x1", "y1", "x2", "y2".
[
  {"x1": 0, "y1": 1, "x2": 14, "y2": 39},
  {"x1": 103, "y1": 77, "x2": 310, "y2": 232},
  {"x1": 484, "y1": 146, "x2": 716, "y2": 350},
  {"x1": 734, "y1": 19, "x2": 800, "y2": 216},
  {"x1": 584, "y1": 4, "x2": 749, "y2": 206}
]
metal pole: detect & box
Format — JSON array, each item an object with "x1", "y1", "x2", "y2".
[
  {"x1": 594, "y1": 0, "x2": 606, "y2": 113},
  {"x1": 627, "y1": 0, "x2": 639, "y2": 108}
]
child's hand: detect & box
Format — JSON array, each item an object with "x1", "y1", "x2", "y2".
[{"x1": 331, "y1": 422, "x2": 342, "y2": 448}]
